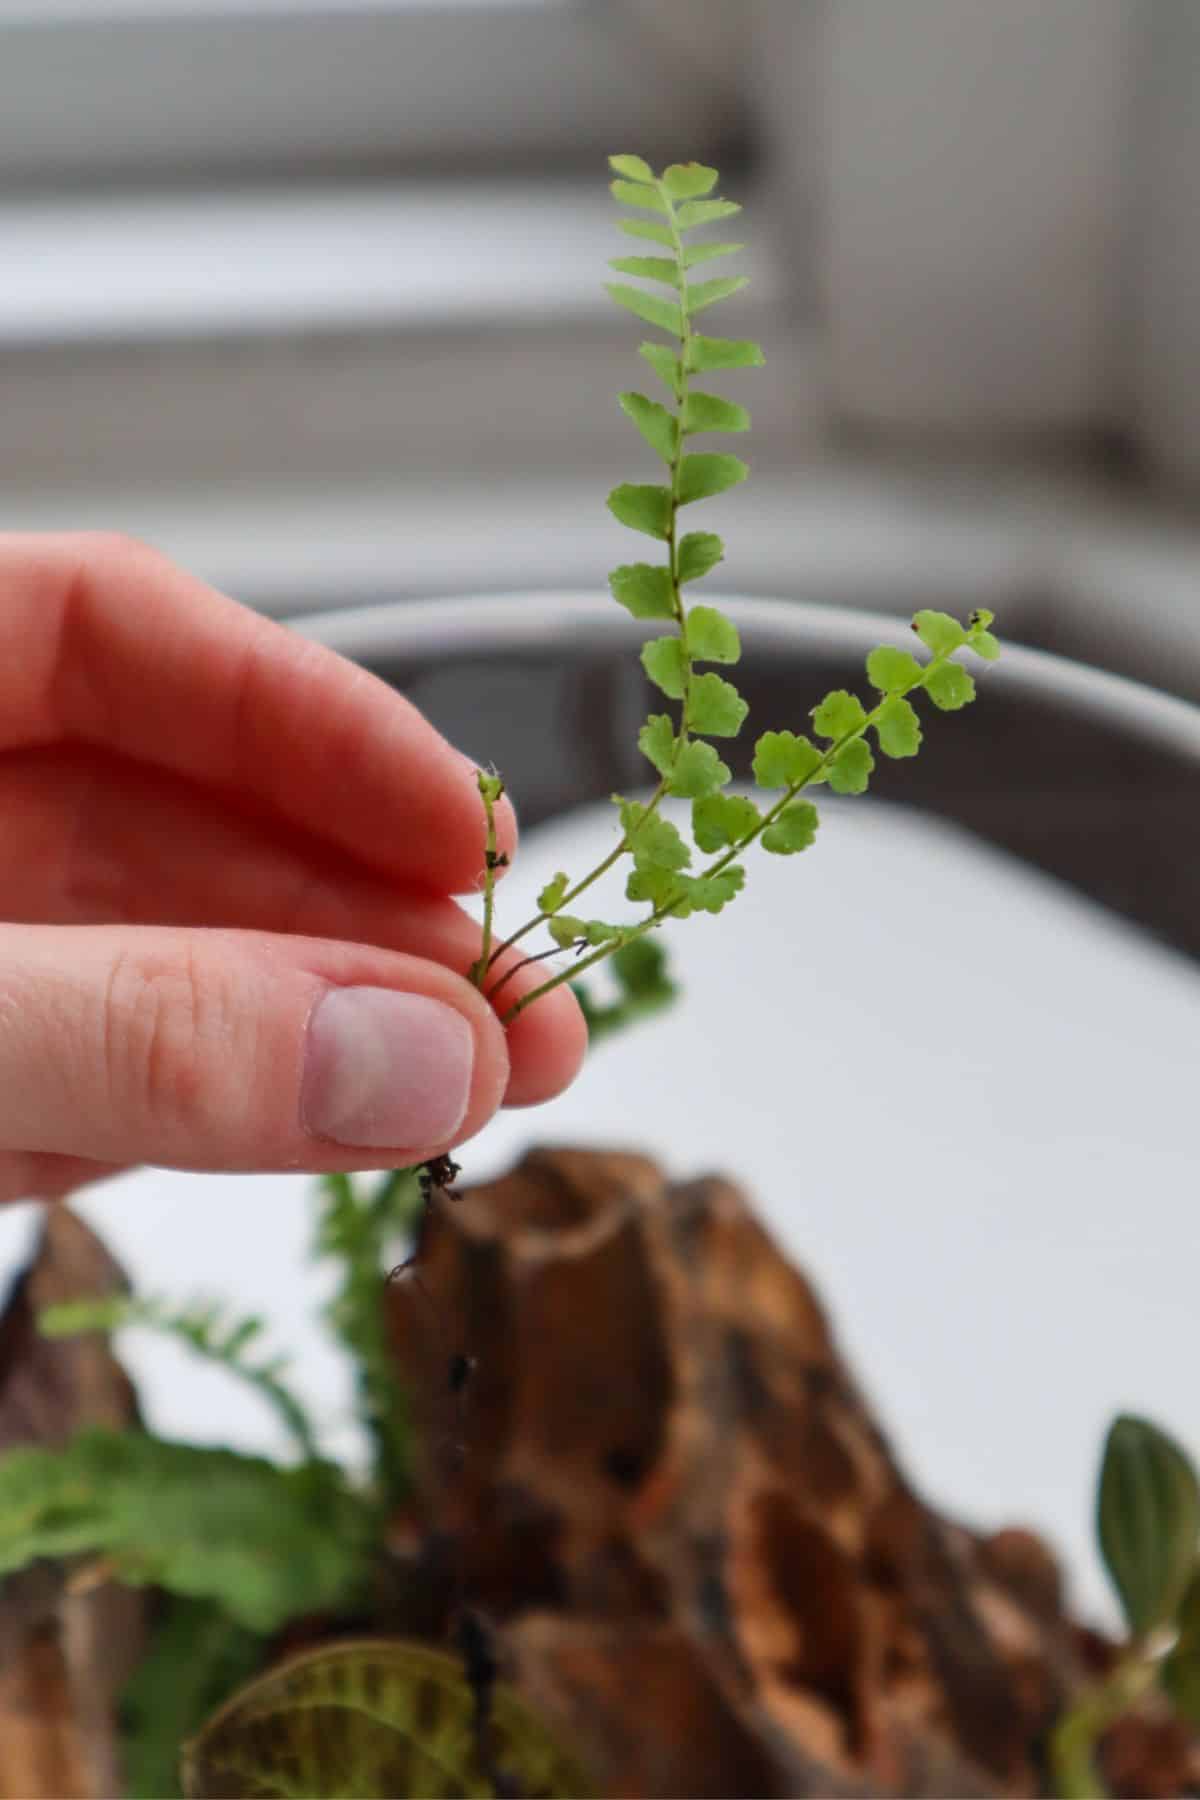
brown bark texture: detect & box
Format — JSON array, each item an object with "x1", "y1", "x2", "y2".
[
  {"x1": 386, "y1": 1147, "x2": 1196, "y2": 1800},
  {"x1": 0, "y1": 1206, "x2": 148, "y2": 1800}
]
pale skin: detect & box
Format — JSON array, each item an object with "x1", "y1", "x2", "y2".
[{"x1": 0, "y1": 532, "x2": 587, "y2": 1204}]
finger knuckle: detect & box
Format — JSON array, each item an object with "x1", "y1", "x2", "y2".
[{"x1": 103, "y1": 945, "x2": 241, "y2": 1141}]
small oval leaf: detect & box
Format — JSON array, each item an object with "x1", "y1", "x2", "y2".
[
  {"x1": 619, "y1": 391, "x2": 677, "y2": 462},
  {"x1": 676, "y1": 531, "x2": 724, "y2": 584},
  {"x1": 1098, "y1": 1414, "x2": 1200, "y2": 1637},
  {"x1": 605, "y1": 282, "x2": 683, "y2": 337},
  {"x1": 609, "y1": 254, "x2": 680, "y2": 288},
  {"x1": 691, "y1": 792, "x2": 760, "y2": 852},
  {"x1": 912, "y1": 608, "x2": 967, "y2": 654},
  {"x1": 638, "y1": 342, "x2": 681, "y2": 395},
  {"x1": 641, "y1": 635, "x2": 686, "y2": 699},
  {"x1": 683, "y1": 240, "x2": 744, "y2": 269},
  {"x1": 687, "y1": 335, "x2": 765, "y2": 373},
  {"x1": 688, "y1": 672, "x2": 748, "y2": 737},
  {"x1": 762, "y1": 800, "x2": 820, "y2": 856},
  {"x1": 687, "y1": 605, "x2": 740, "y2": 664},
  {"x1": 608, "y1": 153, "x2": 655, "y2": 183},
  {"x1": 182, "y1": 1638, "x2": 595, "y2": 1800},
  {"x1": 609, "y1": 562, "x2": 674, "y2": 619},
  {"x1": 607, "y1": 484, "x2": 672, "y2": 540},
  {"x1": 687, "y1": 275, "x2": 749, "y2": 314},
  {"x1": 661, "y1": 162, "x2": 719, "y2": 199},
  {"x1": 677, "y1": 453, "x2": 748, "y2": 505},
  {"x1": 609, "y1": 178, "x2": 668, "y2": 215},
  {"x1": 637, "y1": 713, "x2": 676, "y2": 776},
  {"x1": 683, "y1": 391, "x2": 750, "y2": 435},
  {"x1": 924, "y1": 662, "x2": 976, "y2": 711},
  {"x1": 676, "y1": 198, "x2": 741, "y2": 230},
  {"x1": 618, "y1": 218, "x2": 675, "y2": 248}
]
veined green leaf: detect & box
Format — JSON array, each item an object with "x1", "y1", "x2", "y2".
[
  {"x1": 181, "y1": 1640, "x2": 595, "y2": 1800},
  {"x1": 687, "y1": 605, "x2": 740, "y2": 663},
  {"x1": 612, "y1": 938, "x2": 675, "y2": 1007},
  {"x1": 691, "y1": 792, "x2": 759, "y2": 852},
  {"x1": 536, "y1": 875, "x2": 571, "y2": 922},
  {"x1": 874, "y1": 696, "x2": 923, "y2": 759},
  {"x1": 619, "y1": 218, "x2": 675, "y2": 248},
  {"x1": 609, "y1": 254, "x2": 680, "y2": 288},
  {"x1": 121, "y1": 1595, "x2": 263, "y2": 1800},
  {"x1": 629, "y1": 864, "x2": 743, "y2": 919},
  {"x1": 683, "y1": 392, "x2": 750, "y2": 435},
  {"x1": 609, "y1": 153, "x2": 655, "y2": 183},
  {"x1": 0, "y1": 1430, "x2": 372, "y2": 1635},
  {"x1": 548, "y1": 916, "x2": 622, "y2": 951},
  {"x1": 538, "y1": 872, "x2": 569, "y2": 915},
  {"x1": 677, "y1": 453, "x2": 748, "y2": 505},
  {"x1": 610, "y1": 179, "x2": 669, "y2": 215},
  {"x1": 1098, "y1": 1415, "x2": 1200, "y2": 1637},
  {"x1": 924, "y1": 663, "x2": 976, "y2": 711},
  {"x1": 607, "y1": 483, "x2": 672, "y2": 539},
  {"x1": 662, "y1": 162, "x2": 719, "y2": 199},
  {"x1": 637, "y1": 713, "x2": 676, "y2": 775},
  {"x1": 912, "y1": 609, "x2": 967, "y2": 654},
  {"x1": 619, "y1": 391, "x2": 677, "y2": 462},
  {"x1": 668, "y1": 740, "x2": 730, "y2": 798},
  {"x1": 811, "y1": 690, "x2": 868, "y2": 740},
  {"x1": 677, "y1": 531, "x2": 725, "y2": 583},
  {"x1": 625, "y1": 864, "x2": 686, "y2": 911},
  {"x1": 618, "y1": 800, "x2": 691, "y2": 873},
  {"x1": 865, "y1": 645, "x2": 922, "y2": 693},
  {"x1": 687, "y1": 275, "x2": 749, "y2": 314},
  {"x1": 762, "y1": 801, "x2": 820, "y2": 856},
  {"x1": 677, "y1": 198, "x2": 742, "y2": 230},
  {"x1": 682, "y1": 240, "x2": 743, "y2": 270},
  {"x1": 548, "y1": 915, "x2": 586, "y2": 949},
  {"x1": 641, "y1": 635, "x2": 686, "y2": 699},
  {"x1": 606, "y1": 283, "x2": 683, "y2": 337},
  {"x1": 639, "y1": 342, "x2": 682, "y2": 395},
  {"x1": 968, "y1": 608, "x2": 1002, "y2": 661},
  {"x1": 688, "y1": 672, "x2": 748, "y2": 737},
  {"x1": 689, "y1": 865, "x2": 746, "y2": 914},
  {"x1": 752, "y1": 730, "x2": 822, "y2": 789},
  {"x1": 687, "y1": 335, "x2": 765, "y2": 372},
  {"x1": 609, "y1": 562, "x2": 674, "y2": 619},
  {"x1": 828, "y1": 738, "x2": 874, "y2": 795}
]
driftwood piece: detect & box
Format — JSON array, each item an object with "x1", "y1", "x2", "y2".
[
  {"x1": 0, "y1": 1207, "x2": 148, "y2": 1800},
  {"x1": 386, "y1": 1147, "x2": 1192, "y2": 1799}
]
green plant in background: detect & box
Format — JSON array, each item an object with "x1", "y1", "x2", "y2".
[
  {"x1": 1051, "y1": 1415, "x2": 1200, "y2": 1797},
  {"x1": 0, "y1": 1170, "x2": 420, "y2": 1797},
  {"x1": 0, "y1": 157, "x2": 1004, "y2": 1799}
]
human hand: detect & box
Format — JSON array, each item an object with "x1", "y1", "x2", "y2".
[{"x1": 0, "y1": 533, "x2": 587, "y2": 1202}]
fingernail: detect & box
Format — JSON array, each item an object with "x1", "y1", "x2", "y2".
[{"x1": 302, "y1": 988, "x2": 474, "y2": 1148}]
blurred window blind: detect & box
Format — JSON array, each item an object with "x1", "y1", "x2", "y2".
[{"x1": 0, "y1": 1, "x2": 748, "y2": 186}]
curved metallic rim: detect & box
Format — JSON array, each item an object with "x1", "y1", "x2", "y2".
[{"x1": 292, "y1": 592, "x2": 1200, "y2": 765}]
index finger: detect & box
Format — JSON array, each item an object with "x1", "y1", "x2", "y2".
[{"x1": 0, "y1": 532, "x2": 515, "y2": 897}]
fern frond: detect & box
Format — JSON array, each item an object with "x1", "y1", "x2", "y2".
[
  {"x1": 0, "y1": 1429, "x2": 373, "y2": 1633},
  {"x1": 41, "y1": 1294, "x2": 319, "y2": 1465},
  {"x1": 315, "y1": 1168, "x2": 423, "y2": 1502}
]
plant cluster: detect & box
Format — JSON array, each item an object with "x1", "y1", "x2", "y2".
[
  {"x1": 1052, "y1": 1414, "x2": 1200, "y2": 1797},
  {"x1": 0, "y1": 154, "x2": 1171, "y2": 1800}
]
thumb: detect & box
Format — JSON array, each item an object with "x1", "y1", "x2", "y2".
[{"x1": 0, "y1": 925, "x2": 510, "y2": 1173}]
